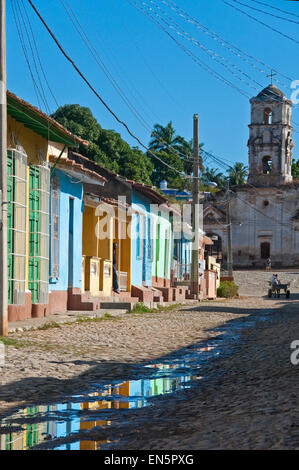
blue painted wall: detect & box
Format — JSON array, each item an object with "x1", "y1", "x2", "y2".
[
  {"x1": 49, "y1": 169, "x2": 84, "y2": 291},
  {"x1": 173, "y1": 236, "x2": 192, "y2": 279},
  {"x1": 131, "y1": 190, "x2": 152, "y2": 287}
]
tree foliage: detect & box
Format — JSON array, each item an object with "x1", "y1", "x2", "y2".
[
  {"x1": 201, "y1": 167, "x2": 227, "y2": 190},
  {"x1": 51, "y1": 104, "x2": 153, "y2": 184},
  {"x1": 201, "y1": 162, "x2": 248, "y2": 189},
  {"x1": 292, "y1": 158, "x2": 299, "y2": 179},
  {"x1": 52, "y1": 106, "x2": 207, "y2": 189},
  {"x1": 227, "y1": 162, "x2": 248, "y2": 186},
  {"x1": 148, "y1": 121, "x2": 204, "y2": 190}
]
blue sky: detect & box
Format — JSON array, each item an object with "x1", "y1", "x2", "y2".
[{"x1": 6, "y1": 0, "x2": 299, "y2": 173}]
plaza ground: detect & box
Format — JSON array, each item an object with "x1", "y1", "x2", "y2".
[{"x1": 1, "y1": 270, "x2": 299, "y2": 449}]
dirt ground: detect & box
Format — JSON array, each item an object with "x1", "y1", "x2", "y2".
[
  {"x1": 0, "y1": 300, "x2": 247, "y2": 418},
  {"x1": 1, "y1": 270, "x2": 299, "y2": 449}
]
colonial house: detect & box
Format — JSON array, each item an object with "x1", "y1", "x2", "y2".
[
  {"x1": 48, "y1": 153, "x2": 106, "y2": 314},
  {"x1": 6, "y1": 91, "x2": 216, "y2": 324},
  {"x1": 6, "y1": 91, "x2": 84, "y2": 321}
]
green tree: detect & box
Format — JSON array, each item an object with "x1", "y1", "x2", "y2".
[
  {"x1": 202, "y1": 167, "x2": 227, "y2": 190},
  {"x1": 227, "y1": 162, "x2": 248, "y2": 186},
  {"x1": 292, "y1": 158, "x2": 299, "y2": 179},
  {"x1": 51, "y1": 104, "x2": 154, "y2": 184},
  {"x1": 52, "y1": 104, "x2": 101, "y2": 142},
  {"x1": 149, "y1": 121, "x2": 204, "y2": 189},
  {"x1": 149, "y1": 150, "x2": 184, "y2": 190}
]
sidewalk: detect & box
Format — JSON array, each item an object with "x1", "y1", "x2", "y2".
[{"x1": 8, "y1": 309, "x2": 127, "y2": 333}]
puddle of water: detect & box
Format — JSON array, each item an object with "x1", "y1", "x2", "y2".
[
  {"x1": 0, "y1": 364, "x2": 197, "y2": 450},
  {"x1": 0, "y1": 310, "x2": 272, "y2": 450}
]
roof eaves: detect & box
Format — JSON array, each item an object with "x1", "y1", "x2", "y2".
[{"x1": 7, "y1": 91, "x2": 88, "y2": 147}]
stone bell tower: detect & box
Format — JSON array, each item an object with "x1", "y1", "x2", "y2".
[{"x1": 247, "y1": 84, "x2": 294, "y2": 186}]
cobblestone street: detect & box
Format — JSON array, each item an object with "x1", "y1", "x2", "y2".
[{"x1": 1, "y1": 270, "x2": 299, "y2": 449}]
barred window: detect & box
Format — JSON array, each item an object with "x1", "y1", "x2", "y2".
[
  {"x1": 28, "y1": 164, "x2": 50, "y2": 304},
  {"x1": 7, "y1": 149, "x2": 27, "y2": 305},
  {"x1": 50, "y1": 175, "x2": 60, "y2": 280},
  {"x1": 136, "y1": 213, "x2": 143, "y2": 259}
]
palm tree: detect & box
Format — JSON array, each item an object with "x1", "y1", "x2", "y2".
[
  {"x1": 149, "y1": 121, "x2": 183, "y2": 154},
  {"x1": 227, "y1": 162, "x2": 248, "y2": 186},
  {"x1": 202, "y1": 167, "x2": 227, "y2": 189},
  {"x1": 149, "y1": 122, "x2": 204, "y2": 177}
]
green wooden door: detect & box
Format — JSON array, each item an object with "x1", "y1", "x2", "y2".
[
  {"x1": 29, "y1": 167, "x2": 40, "y2": 304},
  {"x1": 7, "y1": 152, "x2": 13, "y2": 304}
]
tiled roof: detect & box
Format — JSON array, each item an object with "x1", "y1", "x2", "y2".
[
  {"x1": 7, "y1": 90, "x2": 88, "y2": 146},
  {"x1": 49, "y1": 154, "x2": 107, "y2": 184},
  {"x1": 69, "y1": 152, "x2": 168, "y2": 204}
]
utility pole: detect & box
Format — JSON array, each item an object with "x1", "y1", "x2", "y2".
[
  {"x1": 0, "y1": 0, "x2": 8, "y2": 337},
  {"x1": 191, "y1": 114, "x2": 199, "y2": 299},
  {"x1": 226, "y1": 184, "x2": 233, "y2": 278}
]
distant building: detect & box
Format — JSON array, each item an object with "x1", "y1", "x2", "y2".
[
  {"x1": 203, "y1": 84, "x2": 299, "y2": 268},
  {"x1": 159, "y1": 180, "x2": 192, "y2": 201}
]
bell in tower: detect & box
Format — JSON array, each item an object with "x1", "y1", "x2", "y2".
[{"x1": 247, "y1": 84, "x2": 294, "y2": 186}]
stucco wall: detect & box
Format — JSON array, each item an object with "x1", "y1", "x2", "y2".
[
  {"x1": 49, "y1": 169, "x2": 83, "y2": 291},
  {"x1": 131, "y1": 190, "x2": 152, "y2": 287},
  {"x1": 204, "y1": 186, "x2": 299, "y2": 268},
  {"x1": 152, "y1": 209, "x2": 172, "y2": 281}
]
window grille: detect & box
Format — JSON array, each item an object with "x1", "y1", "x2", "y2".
[
  {"x1": 7, "y1": 149, "x2": 27, "y2": 305},
  {"x1": 50, "y1": 175, "x2": 60, "y2": 280},
  {"x1": 29, "y1": 164, "x2": 50, "y2": 304},
  {"x1": 146, "y1": 215, "x2": 153, "y2": 262},
  {"x1": 136, "y1": 213, "x2": 144, "y2": 259}
]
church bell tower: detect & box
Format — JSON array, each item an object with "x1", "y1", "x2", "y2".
[{"x1": 247, "y1": 84, "x2": 294, "y2": 186}]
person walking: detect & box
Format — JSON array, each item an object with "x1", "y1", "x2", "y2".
[{"x1": 113, "y1": 242, "x2": 120, "y2": 294}]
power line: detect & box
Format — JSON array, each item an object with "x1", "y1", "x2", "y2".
[
  {"x1": 232, "y1": 0, "x2": 299, "y2": 25},
  {"x1": 248, "y1": 0, "x2": 299, "y2": 20},
  {"x1": 15, "y1": 0, "x2": 51, "y2": 114},
  {"x1": 137, "y1": 0, "x2": 262, "y2": 92},
  {"x1": 160, "y1": 0, "x2": 293, "y2": 86},
  {"x1": 26, "y1": 0, "x2": 194, "y2": 178},
  {"x1": 60, "y1": 0, "x2": 207, "y2": 168},
  {"x1": 11, "y1": 0, "x2": 43, "y2": 109},
  {"x1": 19, "y1": 0, "x2": 59, "y2": 111},
  {"x1": 222, "y1": 0, "x2": 299, "y2": 47},
  {"x1": 59, "y1": 0, "x2": 155, "y2": 134},
  {"x1": 203, "y1": 148, "x2": 298, "y2": 221},
  {"x1": 130, "y1": 0, "x2": 299, "y2": 112},
  {"x1": 232, "y1": 191, "x2": 293, "y2": 228},
  {"x1": 127, "y1": 0, "x2": 251, "y2": 98}
]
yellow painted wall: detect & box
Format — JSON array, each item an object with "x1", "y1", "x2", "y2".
[
  {"x1": 83, "y1": 206, "x2": 99, "y2": 257},
  {"x1": 7, "y1": 116, "x2": 48, "y2": 164},
  {"x1": 113, "y1": 211, "x2": 132, "y2": 291},
  {"x1": 7, "y1": 116, "x2": 50, "y2": 290},
  {"x1": 83, "y1": 203, "x2": 114, "y2": 295}
]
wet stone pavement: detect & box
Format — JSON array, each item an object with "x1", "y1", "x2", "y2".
[{"x1": 1, "y1": 271, "x2": 299, "y2": 450}]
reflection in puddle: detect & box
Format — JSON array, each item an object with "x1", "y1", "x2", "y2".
[
  {"x1": 1, "y1": 311, "x2": 271, "y2": 450},
  {"x1": 1, "y1": 363, "x2": 196, "y2": 450}
]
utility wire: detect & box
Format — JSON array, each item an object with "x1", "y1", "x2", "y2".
[
  {"x1": 131, "y1": 0, "x2": 299, "y2": 110},
  {"x1": 127, "y1": 0, "x2": 250, "y2": 98},
  {"x1": 248, "y1": 0, "x2": 299, "y2": 20},
  {"x1": 27, "y1": 0, "x2": 195, "y2": 178},
  {"x1": 203, "y1": 148, "x2": 298, "y2": 221},
  {"x1": 61, "y1": 0, "x2": 205, "y2": 169},
  {"x1": 15, "y1": 0, "x2": 51, "y2": 114},
  {"x1": 59, "y1": 0, "x2": 154, "y2": 134},
  {"x1": 161, "y1": 0, "x2": 292, "y2": 86},
  {"x1": 19, "y1": 0, "x2": 60, "y2": 110},
  {"x1": 137, "y1": 0, "x2": 262, "y2": 92},
  {"x1": 222, "y1": 0, "x2": 299, "y2": 47},
  {"x1": 232, "y1": 0, "x2": 299, "y2": 25},
  {"x1": 11, "y1": 0, "x2": 43, "y2": 109}
]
